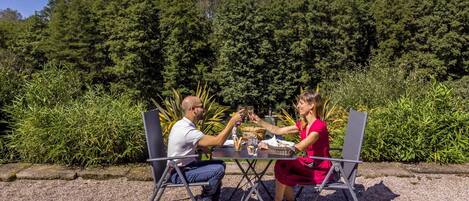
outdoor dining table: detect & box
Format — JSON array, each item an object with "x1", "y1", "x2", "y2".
[{"x1": 212, "y1": 146, "x2": 297, "y2": 201}]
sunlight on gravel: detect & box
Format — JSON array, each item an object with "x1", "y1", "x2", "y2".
[{"x1": 1, "y1": 175, "x2": 468, "y2": 201}]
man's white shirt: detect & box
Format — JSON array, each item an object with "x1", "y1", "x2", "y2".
[{"x1": 167, "y1": 117, "x2": 204, "y2": 166}]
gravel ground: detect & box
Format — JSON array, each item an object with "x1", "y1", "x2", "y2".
[{"x1": 1, "y1": 174, "x2": 468, "y2": 201}]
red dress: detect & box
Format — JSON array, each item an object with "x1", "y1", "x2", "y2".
[{"x1": 274, "y1": 119, "x2": 332, "y2": 186}]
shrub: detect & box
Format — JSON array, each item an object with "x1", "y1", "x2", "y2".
[
  {"x1": 363, "y1": 82, "x2": 469, "y2": 163},
  {"x1": 8, "y1": 87, "x2": 145, "y2": 167},
  {"x1": 6, "y1": 67, "x2": 145, "y2": 167},
  {"x1": 445, "y1": 75, "x2": 469, "y2": 112},
  {"x1": 323, "y1": 65, "x2": 428, "y2": 109},
  {"x1": 0, "y1": 52, "x2": 26, "y2": 163}
]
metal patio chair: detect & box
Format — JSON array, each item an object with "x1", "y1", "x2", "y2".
[
  {"x1": 296, "y1": 108, "x2": 368, "y2": 201},
  {"x1": 143, "y1": 109, "x2": 209, "y2": 201}
]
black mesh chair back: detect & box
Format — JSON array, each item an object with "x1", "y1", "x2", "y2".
[{"x1": 143, "y1": 109, "x2": 166, "y2": 183}]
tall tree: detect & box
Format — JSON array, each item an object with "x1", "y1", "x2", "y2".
[
  {"x1": 45, "y1": 0, "x2": 106, "y2": 80},
  {"x1": 211, "y1": 0, "x2": 267, "y2": 107},
  {"x1": 372, "y1": 0, "x2": 469, "y2": 79},
  {"x1": 159, "y1": 0, "x2": 214, "y2": 96},
  {"x1": 211, "y1": 0, "x2": 374, "y2": 111},
  {"x1": 301, "y1": 0, "x2": 375, "y2": 78},
  {"x1": 9, "y1": 13, "x2": 48, "y2": 71},
  {"x1": 0, "y1": 8, "x2": 22, "y2": 21},
  {"x1": 97, "y1": 0, "x2": 163, "y2": 99},
  {"x1": 0, "y1": 9, "x2": 24, "y2": 49}
]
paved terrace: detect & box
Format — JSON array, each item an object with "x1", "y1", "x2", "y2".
[{"x1": 1, "y1": 162, "x2": 468, "y2": 201}]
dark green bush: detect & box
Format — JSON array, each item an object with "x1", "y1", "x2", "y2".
[
  {"x1": 6, "y1": 67, "x2": 145, "y2": 167},
  {"x1": 363, "y1": 82, "x2": 469, "y2": 163},
  {"x1": 445, "y1": 76, "x2": 469, "y2": 112},
  {"x1": 0, "y1": 51, "x2": 25, "y2": 163}
]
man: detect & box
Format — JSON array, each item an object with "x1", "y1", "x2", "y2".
[{"x1": 167, "y1": 96, "x2": 243, "y2": 201}]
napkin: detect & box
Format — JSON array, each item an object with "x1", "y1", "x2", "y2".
[
  {"x1": 223, "y1": 139, "x2": 245, "y2": 146},
  {"x1": 223, "y1": 140, "x2": 234, "y2": 146},
  {"x1": 261, "y1": 136, "x2": 295, "y2": 147}
]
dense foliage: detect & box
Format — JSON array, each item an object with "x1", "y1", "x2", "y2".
[
  {"x1": 364, "y1": 82, "x2": 468, "y2": 163},
  {"x1": 0, "y1": 0, "x2": 467, "y2": 165},
  {"x1": 5, "y1": 67, "x2": 145, "y2": 166}
]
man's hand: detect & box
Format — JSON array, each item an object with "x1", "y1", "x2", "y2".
[
  {"x1": 197, "y1": 109, "x2": 245, "y2": 147},
  {"x1": 248, "y1": 113, "x2": 261, "y2": 124},
  {"x1": 231, "y1": 109, "x2": 245, "y2": 123}
]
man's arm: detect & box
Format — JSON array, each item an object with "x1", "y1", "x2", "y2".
[{"x1": 197, "y1": 111, "x2": 242, "y2": 147}]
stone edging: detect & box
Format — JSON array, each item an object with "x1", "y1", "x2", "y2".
[{"x1": 1, "y1": 162, "x2": 468, "y2": 182}]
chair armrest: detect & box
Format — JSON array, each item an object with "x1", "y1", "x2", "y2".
[
  {"x1": 147, "y1": 154, "x2": 199, "y2": 162},
  {"x1": 309, "y1": 156, "x2": 362, "y2": 164}
]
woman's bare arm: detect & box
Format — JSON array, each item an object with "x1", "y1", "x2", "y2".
[{"x1": 294, "y1": 131, "x2": 320, "y2": 151}]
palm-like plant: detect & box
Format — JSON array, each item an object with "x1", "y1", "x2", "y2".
[{"x1": 152, "y1": 83, "x2": 229, "y2": 142}]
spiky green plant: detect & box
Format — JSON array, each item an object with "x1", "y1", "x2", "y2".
[{"x1": 153, "y1": 83, "x2": 229, "y2": 142}]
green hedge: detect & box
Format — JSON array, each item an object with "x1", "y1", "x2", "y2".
[
  {"x1": 5, "y1": 67, "x2": 145, "y2": 166},
  {"x1": 363, "y1": 82, "x2": 469, "y2": 163}
]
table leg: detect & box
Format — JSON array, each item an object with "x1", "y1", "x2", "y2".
[
  {"x1": 254, "y1": 160, "x2": 274, "y2": 200},
  {"x1": 244, "y1": 182, "x2": 264, "y2": 201},
  {"x1": 232, "y1": 159, "x2": 275, "y2": 201},
  {"x1": 246, "y1": 160, "x2": 274, "y2": 200},
  {"x1": 233, "y1": 159, "x2": 256, "y2": 201}
]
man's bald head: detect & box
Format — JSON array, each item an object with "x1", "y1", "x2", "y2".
[{"x1": 181, "y1": 96, "x2": 201, "y2": 113}]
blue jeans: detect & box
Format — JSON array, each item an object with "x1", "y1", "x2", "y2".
[{"x1": 170, "y1": 160, "x2": 225, "y2": 201}]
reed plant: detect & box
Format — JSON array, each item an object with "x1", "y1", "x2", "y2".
[{"x1": 6, "y1": 66, "x2": 145, "y2": 167}]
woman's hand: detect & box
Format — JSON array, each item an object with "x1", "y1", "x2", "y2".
[{"x1": 258, "y1": 142, "x2": 269, "y2": 150}]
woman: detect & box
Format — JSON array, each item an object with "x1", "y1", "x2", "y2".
[{"x1": 249, "y1": 91, "x2": 332, "y2": 201}]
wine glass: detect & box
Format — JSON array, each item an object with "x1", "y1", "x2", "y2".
[
  {"x1": 237, "y1": 105, "x2": 247, "y2": 122},
  {"x1": 246, "y1": 106, "x2": 254, "y2": 117},
  {"x1": 247, "y1": 136, "x2": 259, "y2": 156}
]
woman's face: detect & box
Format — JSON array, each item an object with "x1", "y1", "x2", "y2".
[{"x1": 296, "y1": 99, "x2": 313, "y2": 116}]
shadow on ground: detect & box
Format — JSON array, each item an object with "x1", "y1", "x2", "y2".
[{"x1": 221, "y1": 179, "x2": 399, "y2": 201}]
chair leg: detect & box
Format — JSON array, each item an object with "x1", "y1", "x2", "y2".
[
  {"x1": 312, "y1": 162, "x2": 337, "y2": 201},
  {"x1": 153, "y1": 165, "x2": 171, "y2": 201},
  {"x1": 295, "y1": 186, "x2": 304, "y2": 200},
  {"x1": 341, "y1": 189, "x2": 350, "y2": 201},
  {"x1": 312, "y1": 190, "x2": 321, "y2": 201},
  {"x1": 149, "y1": 187, "x2": 157, "y2": 201},
  {"x1": 155, "y1": 186, "x2": 166, "y2": 201},
  {"x1": 174, "y1": 166, "x2": 197, "y2": 201},
  {"x1": 336, "y1": 164, "x2": 358, "y2": 201}
]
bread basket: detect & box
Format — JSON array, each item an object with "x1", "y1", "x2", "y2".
[
  {"x1": 240, "y1": 126, "x2": 266, "y2": 139},
  {"x1": 267, "y1": 144, "x2": 293, "y2": 156}
]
